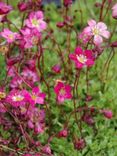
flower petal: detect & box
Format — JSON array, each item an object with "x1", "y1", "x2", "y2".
[
  {"x1": 94, "y1": 35, "x2": 103, "y2": 45},
  {"x1": 88, "y1": 19, "x2": 96, "y2": 27}
]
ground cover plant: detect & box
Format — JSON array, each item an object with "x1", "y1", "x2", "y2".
[{"x1": 0, "y1": 0, "x2": 117, "y2": 155}]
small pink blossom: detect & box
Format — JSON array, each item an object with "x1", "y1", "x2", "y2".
[
  {"x1": 54, "y1": 81, "x2": 72, "y2": 103},
  {"x1": 69, "y1": 47, "x2": 94, "y2": 69},
  {"x1": 27, "y1": 108, "x2": 45, "y2": 134},
  {"x1": 1, "y1": 28, "x2": 17, "y2": 43},
  {"x1": 0, "y1": 2, "x2": 12, "y2": 15},
  {"x1": 6, "y1": 90, "x2": 28, "y2": 107},
  {"x1": 83, "y1": 19, "x2": 110, "y2": 45},
  {"x1": 10, "y1": 76, "x2": 22, "y2": 89},
  {"x1": 21, "y1": 68, "x2": 40, "y2": 87},
  {"x1": 25, "y1": 11, "x2": 46, "y2": 32},
  {"x1": 42, "y1": 145, "x2": 52, "y2": 155},
  {"x1": 28, "y1": 87, "x2": 46, "y2": 105},
  {"x1": 20, "y1": 27, "x2": 41, "y2": 48},
  {"x1": 112, "y1": 3, "x2": 117, "y2": 19}
]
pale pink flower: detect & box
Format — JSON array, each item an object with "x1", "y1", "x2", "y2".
[
  {"x1": 54, "y1": 81, "x2": 72, "y2": 103},
  {"x1": 69, "y1": 47, "x2": 94, "y2": 69},
  {"x1": 25, "y1": 11, "x2": 46, "y2": 32},
  {"x1": 20, "y1": 27, "x2": 41, "y2": 48},
  {"x1": 112, "y1": 3, "x2": 117, "y2": 19},
  {"x1": 27, "y1": 108, "x2": 45, "y2": 134},
  {"x1": 83, "y1": 19, "x2": 110, "y2": 45},
  {"x1": 1, "y1": 28, "x2": 17, "y2": 43}
]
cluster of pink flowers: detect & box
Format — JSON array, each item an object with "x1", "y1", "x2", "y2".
[{"x1": 0, "y1": 0, "x2": 114, "y2": 155}]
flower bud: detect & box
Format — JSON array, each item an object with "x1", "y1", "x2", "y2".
[
  {"x1": 74, "y1": 138, "x2": 86, "y2": 150},
  {"x1": 18, "y1": 2, "x2": 28, "y2": 12},
  {"x1": 58, "y1": 129, "x2": 68, "y2": 138},
  {"x1": 102, "y1": 109, "x2": 113, "y2": 119},
  {"x1": 56, "y1": 22, "x2": 65, "y2": 28},
  {"x1": 64, "y1": 0, "x2": 72, "y2": 7},
  {"x1": 52, "y1": 64, "x2": 61, "y2": 73}
]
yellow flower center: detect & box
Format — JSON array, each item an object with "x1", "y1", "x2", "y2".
[
  {"x1": 32, "y1": 94, "x2": 37, "y2": 100},
  {"x1": 0, "y1": 92, "x2": 6, "y2": 99},
  {"x1": 76, "y1": 54, "x2": 87, "y2": 64},
  {"x1": 32, "y1": 18, "x2": 39, "y2": 27},
  {"x1": 92, "y1": 27, "x2": 100, "y2": 36},
  {"x1": 60, "y1": 88, "x2": 65, "y2": 95},
  {"x1": 12, "y1": 95, "x2": 24, "y2": 102},
  {"x1": 9, "y1": 34, "x2": 14, "y2": 40}
]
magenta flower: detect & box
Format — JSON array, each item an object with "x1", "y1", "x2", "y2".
[
  {"x1": 6, "y1": 90, "x2": 28, "y2": 107},
  {"x1": 112, "y1": 3, "x2": 117, "y2": 19},
  {"x1": 28, "y1": 87, "x2": 46, "y2": 105},
  {"x1": 1, "y1": 28, "x2": 17, "y2": 43},
  {"x1": 69, "y1": 47, "x2": 94, "y2": 69},
  {"x1": 0, "y1": 2, "x2": 12, "y2": 15},
  {"x1": 25, "y1": 11, "x2": 46, "y2": 32},
  {"x1": 83, "y1": 19, "x2": 110, "y2": 45},
  {"x1": 54, "y1": 81, "x2": 72, "y2": 103}
]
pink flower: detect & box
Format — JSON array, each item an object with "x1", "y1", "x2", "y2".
[
  {"x1": 112, "y1": 3, "x2": 117, "y2": 19},
  {"x1": 102, "y1": 109, "x2": 113, "y2": 119},
  {"x1": 0, "y1": 2, "x2": 12, "y2": 15},
  {"x1": 25, "y1": 11, "x2": 46, "y2": 32},
  {"x1": 69, "y1": 47, "x2": 94, "y2": 69},
  {"x1": 83, "y1": 19, "x2": 110, "y2": 45},
  {"x1": 6, "y1": 90, "x2": 28, "y2": 107},
  {"x1": 1, "y1": 28, "x2": 17, "y2": 43},
  {"x1": 27, "y1": 108, "x2": 45, "y2": 134},
  {"x1": 20, "y1": 27, "x2": 41, "y2": 48},
  {"x1": 10, "y1": 76, "x2": 22, "y2": 89},
  {"x1": 42, "y1": 145, "x2": 52, "y2": 155},
  {"x1": 28, "y1": 87, "x2": 46, "y2": 105},
  {"x1": 54, "y1": 81, "x2": 72, "y2": 103},
  {"x1": 21, "y1": 68, "x2": 40, "y2": 87}
]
